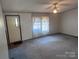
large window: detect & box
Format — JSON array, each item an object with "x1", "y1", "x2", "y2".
[{"x1": 33, "y1": 16, "x2": 49, "y2": 36}]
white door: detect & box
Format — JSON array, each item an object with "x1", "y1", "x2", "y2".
[{"x1": 6, "y1": 16, "x2": 21, "y2": 43}]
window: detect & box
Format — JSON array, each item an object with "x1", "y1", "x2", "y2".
[
  {"x1": 33, "y1": 17, "x2": 41, "y2": 34},
  {"x1": 42, "y1": 16, "x2": 49, "y2": 33},
  {"x1": 33, "y1": 16, "x2": 49, "y2": 36}
]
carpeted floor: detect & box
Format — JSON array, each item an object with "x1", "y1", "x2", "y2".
[{"x1": 9, "y1": 34, "x2": 78, "y2": 59}]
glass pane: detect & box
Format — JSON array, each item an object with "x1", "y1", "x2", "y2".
[
  {"x1": 33, "y1": 17, "x2": 41, "y2": 34},
  {"x1": 42, "y1": 16, "x2": 49, "y2": 33}
]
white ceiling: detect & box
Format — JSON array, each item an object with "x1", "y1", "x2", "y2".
[{"x1": 1, "y1": 0, "x2": 78, "y2": 13}]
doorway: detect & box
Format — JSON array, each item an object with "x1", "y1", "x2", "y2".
[{"x1": 5, "y1": 15, "x2": 22, "y2": 48}]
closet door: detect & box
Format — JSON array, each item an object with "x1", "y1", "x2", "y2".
[{"x1": 6, "y1": 15, "x2": 22, "y2": 43}]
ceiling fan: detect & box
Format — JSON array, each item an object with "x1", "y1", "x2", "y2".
[{"x1": 37, "y1": 0, "x2": 71, "y2": 13}]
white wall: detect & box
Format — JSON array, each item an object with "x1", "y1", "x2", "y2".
[
  {"x1": 4, "y1": 12, "x2": 60, "y2": 40},
  {"x1": 60, "y1": 8, "x2": 78, "y2": 36},
  {"x1": 20, "y1": 13, "x2": 32, "y2": 40},
  {"x1": 0, "y1": 3, "x2": 9, "y2": 59},
  {"x1": 49, "y1": 13, "x2": 60, "y2": 34}
]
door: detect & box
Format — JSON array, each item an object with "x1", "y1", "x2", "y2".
[{"x1": 5, "y1": 15, "x2": 22, "y2": 43}]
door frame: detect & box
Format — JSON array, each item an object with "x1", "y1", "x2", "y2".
[{"x1": 5, "y1": 15, "x2": 22, "y2": 45}]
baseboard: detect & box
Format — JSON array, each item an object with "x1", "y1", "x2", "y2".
[
  {"x1": 59, "y1": 33, "x2": 78, "y2": 38},
  {"x1": 25, "y1": 34, "x2": 51, "y2": 40},
  {"x1": 32, "y1": 34, "x2": 53, "y2": 39},
  {"x1": 23, "y1": 33, "x2": 78, "y2": 42},
  {"x1": 23, "y1": 33, "x2": 58, "y2": 42}
]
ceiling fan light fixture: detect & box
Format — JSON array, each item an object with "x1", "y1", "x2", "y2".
[
  {"x1": 53, "y1": 9, "x2": 58, "y2": 14},
  {"x1": 52, "y1": 2, "x2": 58, "y2": 14}
]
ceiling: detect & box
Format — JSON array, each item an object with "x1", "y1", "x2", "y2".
[{"x1": 1, "y1": 0, "x2": 78, "y2": 13}]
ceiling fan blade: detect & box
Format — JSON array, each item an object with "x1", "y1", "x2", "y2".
[
  {"x1": 46, "y1": 6, "x2": 52, "y2": 9},
  {"x1": 35, "y1": 0, "x2": 52, "y2": 4},
  {"x1": 52, "y1": 0, "x2": 65, "y2": 4},
  {"x1": 46, "y1": 6, "x2": 54, "y2": 10},
  {"x1": 37, "y1": 2, "x2": 50, "y2": 4},
  {"x1": 59, "y1": 4, "x2": 71, "y2": 6}
]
